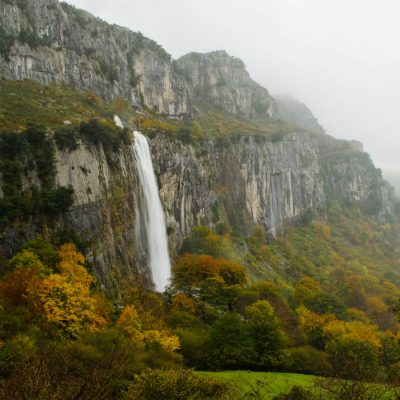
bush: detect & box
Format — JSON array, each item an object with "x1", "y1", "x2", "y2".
[
  {"x1": 0, "y1": 130, "x2": 29, "y2": 159},
  {"x1": 125, "y1": 369, "x2": 230, "y2": 400},
  {"x1": 273, "y1": 386, "x2": 312, "y2": 400},
  {"x1": 0, "y1": 126, "x2": 74, "y2": 223},
  {"x1": 271, "y1": 132, "x2": 284, "y2": 142},
  {"x1": 0, "y1": 330, "x2": 145, "y2": 399},
  {"x1": 80, "y1": 118, "x2": 123, "y2": 159},
  {"x1": 285, "y1": 346, "x2": 330, "y2": 375},
  {"x1": 18, "y1": 29, "x2": 48, "y2": 48},
  {"x1": 0, "y1": 28, "x2": 15, "y2": 61},
  {"x1": 25, "y1": 123, "x2": 55, "y2": 186},
  {"x1": 38, "y1": 186, "x2": 74, "y2": 216},
  {"x1": 253, "y1": 99, "x2": 270, "y2": 115},
  {"x1": 178, "y1": 127, "x2": 192, "y2": 144},
  {"x1": 54, "y1": 125, "x2": 79, "y2": 151}
]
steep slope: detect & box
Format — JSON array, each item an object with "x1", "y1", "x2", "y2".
[
  {"x1": 0, "y1": 0, "x2": 190, "y2": 116},
  {"x1": 275, "y1": 95, "x2": 324, "y2": 134},
  {"x1": 177, "y1": 51, "x2": 278, "y2": 118}
]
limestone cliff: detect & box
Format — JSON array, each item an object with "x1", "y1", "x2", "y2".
[
  {"x1": 177, "y1": 51, "x2": 278, "y2": 118},
  {"x1": 1, "y1": 128, "x2": 393, "y2": 293},
  {"x1": 152, "y1": 132, "x2": 394, "y2": 243},
  {"x1": 0, "y1": 0, "x2": 278, "y2": 119},
  {"x1": 0, "y1": 0, "x2": 190, "y2": 116}
]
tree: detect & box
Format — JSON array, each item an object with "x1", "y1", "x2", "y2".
[
  {"x1": 304, "y1": 292, "x2": 347, "y2": 320},
  {"x1": 205, "y1": 312, "x2": 255, "y2": 369},
  {"x1": 245, "y1": 300, "x2": 287, "y2": 367},
  {"x1": 312, "y1": 338, "x2": 386, "y2": 400},
  {"x1": 0, "y1": 250, "x2": 50, "y2": 308},
  {"x1": 171, "y1": 253, "x2": 246, "y2": 313},
  {"x1": 294, "y1": 277, "x2": 321, "y2": 305},
  {"x1": 0, "y1": 242, "x2": 108, "y2": 337},
  {"x1": 118, "y1": 305, "x2": 180, "y2": 354}
]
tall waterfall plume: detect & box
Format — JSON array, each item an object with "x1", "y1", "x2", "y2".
[{"x1": 132, "y1": 131, "x2": 171, "y2": 291}]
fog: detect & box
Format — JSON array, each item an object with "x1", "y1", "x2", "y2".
[{"x1": 66, "y1": 0, "x2": 400, "y2": 174}]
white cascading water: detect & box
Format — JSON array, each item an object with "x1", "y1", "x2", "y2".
[
  {"x1": 114, "y1": 115, "x2": 124, "y2": 129},
  {"x1": 132, "y1": 130, "x2": 171, "y2": 291}
]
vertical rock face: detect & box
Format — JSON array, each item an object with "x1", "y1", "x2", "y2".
[
  {"x1": 0, "y1": 0, "x2": 190, "y2": 116},
  {"x1": 177, "y1": 51, "x2": 278, "y2": 118},
  {"x1": 151, "y1": 133, "x2": 395, "y2": 249},
  {"x1": 0, "y1": 130, "x2": 394, "y2": 293},
  {"x1": 55, "y1": 141, "x2": 155, "y2": 294}
]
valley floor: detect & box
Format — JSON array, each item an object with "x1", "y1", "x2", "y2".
[{"x1": 197, "y1": 371, "x2": 396, "y2": 399}]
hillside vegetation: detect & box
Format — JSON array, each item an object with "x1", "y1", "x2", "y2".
[
  {"x1": 1, "y1": 207, "x2": 400, "y2": 398},
  {"x1": 0, "y1": 79, "x2": 400, "y2": 399}
]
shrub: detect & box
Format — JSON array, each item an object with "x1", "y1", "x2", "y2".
[
  {"x1": 25, "y1": 123, "x2": 55, "y2": 186},
  {"x1": 54, "y1": 125, "x2": 79, "y2": 151},
  {"x1": 80, "y1": 119, "x2": 120, "y2": 151},
  {"x1": 273, "y1": 386, "x2": 312, "y2": 400},
  {"x1": 271, "y1": 132, "x2": 284, "y2": 142},
  {"x1": 0, "y1": 330, "x2": 144, "y2": 399},
  {"x1": 252, "y1": 99, "x2": 270, "y2": 115},
  {"x1": 0, "y1": 28, "x2": 15, "y2": 61},
  {"x1": 18, "y1": 29, "x2": 48, "y2": 49},
  {"x1": 126, "y1": 369, "x2": 230, "y2": 400},
  {"x1": 285, "y1": 346, "x2": 330, "y2": 375}
]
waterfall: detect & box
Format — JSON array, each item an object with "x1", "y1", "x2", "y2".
[
  {"x1": 114, "y1": 115, "x2": 124, "y2": 129},
  {"x1": 132, "y1": 131, "x2": 171, "y2": 291}
]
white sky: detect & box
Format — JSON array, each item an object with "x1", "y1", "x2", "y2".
[{"x1": 66, "y1": 0, "x2": 400, "y2": 172}]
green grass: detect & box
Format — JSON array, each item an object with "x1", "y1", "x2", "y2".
[
  {"x1": 0, "y1": 79, "x2": 114, "y2": 130},
  {"x1": 197, "y1": 371, "x2": 396, "y2": 399},
  {"x1": 197, "y1": 371, "x2": 314, "y2": 398}
]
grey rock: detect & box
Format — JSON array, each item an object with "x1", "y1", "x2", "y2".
[
  {"x1": 0, "y1": 0, "x2": 191, "y2": 116},
  {"x1": 275, "y1": 94, "x2": 324, "y2": 134},
  {"x1": 177, "y1": 51, "x2": 278, "y2": 118},
  {"x1": 0, "y1": 130, "x2": 395, "y2": 293}
]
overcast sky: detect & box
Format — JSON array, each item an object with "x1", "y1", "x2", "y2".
[{"x1": 66, "y1": 0, "x2": 400, "y2": 172}]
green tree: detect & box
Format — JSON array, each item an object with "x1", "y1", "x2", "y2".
[
  {"x1": 245, "y1": 300, "x2": 287, "y2": 367},
  {"x1": 205, "y1": 312, "x2": 255, "y2": 369}
]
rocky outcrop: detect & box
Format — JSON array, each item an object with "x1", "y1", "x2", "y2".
[
  {"x1": 177, "y1": 51, "x2": 278, "y2": 118},
  {"x1": 0, "y1": 0, "x2": 190, "y2": 116},
  {"x1": 275, "y1": 95, "x2": 324, "y2": 134}
]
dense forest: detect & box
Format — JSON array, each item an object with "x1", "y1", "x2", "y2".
[{"x1": 1, "y1": 207, "x2": 400, "y2": 398}]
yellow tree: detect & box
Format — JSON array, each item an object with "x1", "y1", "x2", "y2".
[
  {"x1": 32, "y1": 243, "x2": 107, "y2": 336},
  {"x1": 118, "y1": 305, "x2": 179, "y2": 353}
]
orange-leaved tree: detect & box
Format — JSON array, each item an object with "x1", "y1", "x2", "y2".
[{"x1": 0, "y1": 242, "x2": 108, "y2": 336}]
